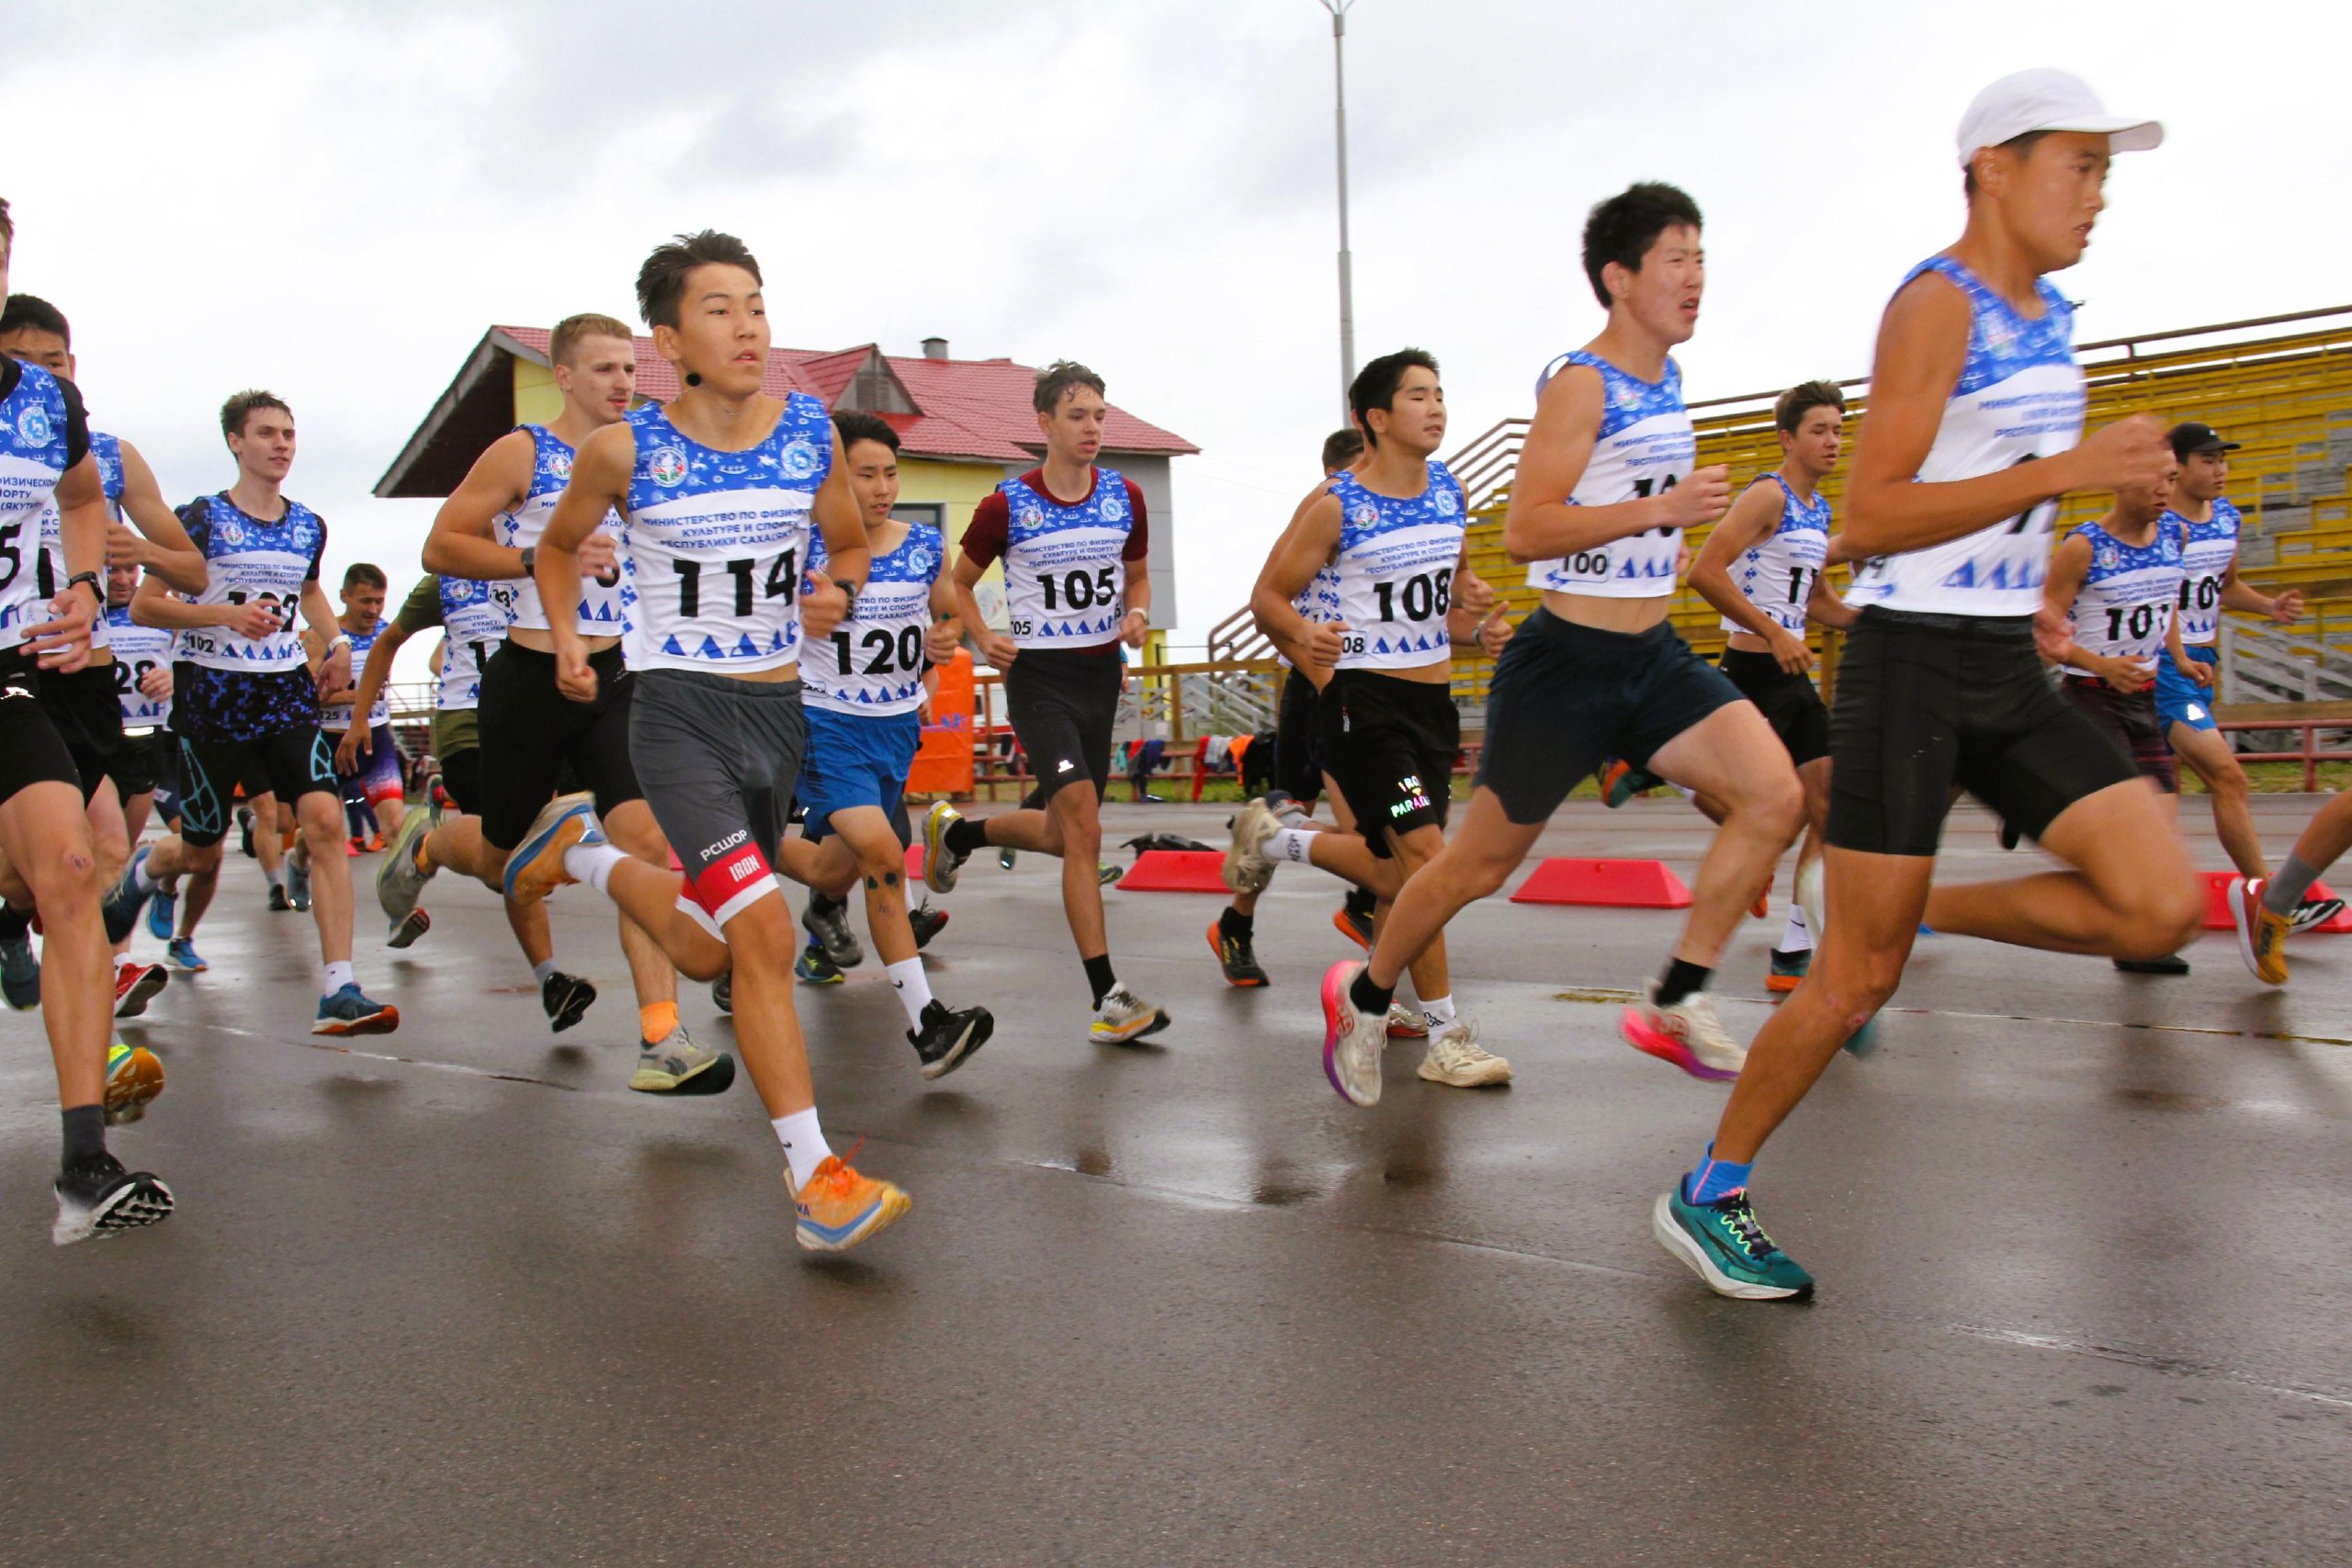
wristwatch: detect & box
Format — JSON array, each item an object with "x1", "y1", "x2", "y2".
[
  {"x1": 518, "y1": 546, "x2": 537, "y2": 575},
  {"x1": 64, "y1": 570, "x2": 102, "y2": 607},
  {"x1": 839, "y1": 581, "x2": 860, "y2": 622}
]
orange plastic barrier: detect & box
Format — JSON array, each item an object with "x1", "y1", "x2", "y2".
[
  {"x1": 1510, "y1": 858, "x2": 1693, "y2": 908},
  {"x1": 907, "y1": 650, "x2": 976, "y2": 795},
  {"x1": 1114, "y1": 850, "x2": 1231, "y2": 893}
]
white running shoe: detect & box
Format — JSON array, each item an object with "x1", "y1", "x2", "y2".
[
  {"x1": 1091, "y1": 984, "x2": 1169, "y2": 1044},
  {"x1": 1384, "y1": 1002, "x2": 1430, "y2": 1039},
  {"x1": 1417, "y1": 1020, "x2": 1511, "y2": 1088},
  {"x1": 1223, "y1": 797, "x2": 1283, "y2": 895},
  {"x1": 1620, "y1": 980, "x2": 1747, "y2": 1081},
  {"x1": 1795, "y1": 856, "x2": 1826, "y2": 952},
  {"x1": 1318, "y1": 960, "x2": 1387, "y2": 1107},
  {"x1": 923, "y1": 800, "x2": 967, "y2": 895}
]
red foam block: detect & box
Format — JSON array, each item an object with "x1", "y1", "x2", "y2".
[
  {"x1": 906, "y1": 842, "x2": 925, "y2": 878},
  {"x1": 2199, "y1": 870, "x2": 2352, "y2": 932},
  {"x1": 1114, "y1": 849, "x2": 1230, "y2": 893},
  {"x1": 1510, "y1": 857, "x2": 1692, "y2": 908}
]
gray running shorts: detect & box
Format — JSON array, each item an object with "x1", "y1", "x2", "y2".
[{"x1": 628, "y1": 669, "x2": 806, "y2": 927}]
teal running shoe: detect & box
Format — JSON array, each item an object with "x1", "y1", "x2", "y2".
[
  {"x1": 1841, "y1": 1013, "x2": 1881, "y2": 1058},
  {"x1": 1599, "y1": 756, "x2": 1661, "y2": 808},
  {"x1": 101, "y1": 847, "x2": 156, "y2": 944},
  {"x1": 311, "y1": 983, "x2": 398, "y2": 1037},
  {"x1": 145, "y1": 884, "x2": 177, "y2": 942},
  {"x1": 1766, "y1": 947, "x2": 1810, "y2": 996},
  {"x1": 165, "y1": 937, "x2": 209, "y2": 973},
  {"x1": 794, "y1": 942, "x2": 843, "y2": 986},
  {"x1": 1, "y1": 931, "x2": 38, "y2": 1010},
  {"x1": 1652, "y1": 1182, "x2": 1815, "y2": 1301}
]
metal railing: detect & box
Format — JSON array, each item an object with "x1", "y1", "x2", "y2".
[{"x1": 2217, "y1": 622, "x2": 2352, "y2": 705}]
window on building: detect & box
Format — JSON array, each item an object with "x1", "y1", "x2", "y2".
[{"x1": 892, "y1": 502, "x2": 944, "y2": 530}]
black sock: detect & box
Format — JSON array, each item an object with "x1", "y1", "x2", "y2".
[
  {"x1": 1083, "y1": 953, "x2": 1116, "y2": 1009},
  {"x1": 1350, "y1": 969, "x2": 1395, "y2": 1019},
  {"x1": 62, "y1": 1104, "x2": 106, "y2": 1165},
  {"x1": 1219, "y1": 907, "x2": 1253, "y2": 942},
  {"x1": 810, "y1": 888, "x2": 846, "y2": 916},
  {"x1": 1343, "y1": 886, "x2": 1375, "y2": 921},
  {"x1": 0, "y1": 904, "x2": 28, "y2": 942},
  {"x1": 944, "y1": 817, "x2": 989, "y2": 857},
  {"x1": 1657, "y1": 957, "x2": 1711, "y2": 1009}
]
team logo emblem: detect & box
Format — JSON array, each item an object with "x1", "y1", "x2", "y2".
[
  {"x1": 1433, "y1": 487, "x2": 1459, "y2": 517},
  {"x1": 649, "y1": 446, "x2": 689, "y2": 488},
  {"x1": 549, "y1": 450, "x2": 573, "y2": 481},
  {"x1": 18, "y1": 403, "x2": 51, "y2": 447},
  {"x1": 1016, "y1": 501, "x2": 1045, "y2": 528},
  {"x1": 1349, "y1": 502, "x2": 1379, "y2": 530},
  {"x1": 1099, "y1": 493, "x2": 1126, "y2": 524},
  {"x1": 779, "y1": 439, "x2": 820, "y2": 480},
  {"x1": 2096, "y1": 545, "x2": 2119, "y2": 570}
]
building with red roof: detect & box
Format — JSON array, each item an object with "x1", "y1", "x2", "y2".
[{"x1": 378, "y1": 328, "x2": 1198, "y2": 628}]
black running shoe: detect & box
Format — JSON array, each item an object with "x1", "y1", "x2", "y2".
[
  {"x1": 1998, "y1": 818, "x2": 2022, "y2": 852},
  {"x1": 909, "y1": 998, "x2": 993, "y2": 1080},
  {"x1": 541, "y1": 971, "x2": 598, "y2": 1033},
  {"x1": 710, "y1": 971, "x2": 732, "y2": 1014},
  {"x1": 910, "y1": 900, "x2": 949, "y2": 951},
  {"x1": 1205, "y1": 919, "x2": 1270, "y2": 987},
  {"x1": 2113, "y1": 953, "x2": 2191, "y2": 976},
  {"x1": 1, "y1": 932, "x2": 39, "y2": 1011},
  {"x1": 237, "y1": 805, "x2": 255, "y2": 859},
  {"x1": 51, "y1": 1153, "x2": 175, "y2": 1246},
  {"x1": 2291, "y1": 897, "x2": 2346, "y2": 934},
  {"x1": 802, "y1": 897, "x2": 864, "y2": 969},
  {"x1": 267, "y1": 885, "x2": 292, "y2": 912}
]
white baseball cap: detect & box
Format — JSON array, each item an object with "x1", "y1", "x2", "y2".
[{"x1": 1956, "y1": 68, "x2": 2163, "y2": 168}]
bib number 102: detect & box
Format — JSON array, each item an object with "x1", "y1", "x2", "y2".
[{"x1": 1372, "y1": 568, "x2": 1453, "y2": 623}]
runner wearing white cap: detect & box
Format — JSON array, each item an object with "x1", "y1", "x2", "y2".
[{"x1": 1652, "y1": 70, "x2": 2199, "y2": 1302}]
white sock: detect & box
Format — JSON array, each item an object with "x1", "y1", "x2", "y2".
[
  {"x1": 131, "y1": 855, "x2": 159, "y2": 894},
  {"x1": 887, "y1": 956, "x2": 933, "y2": 1029},
  {"x1": 1672, "y1": 784, "x2": 1696, "y2": 801},
  {"x1": 531, "y1": 959, "x2": 559, "y2": 985},
  {"x1": 321, "y1": 959, "x2": 355, "y2": 997},
  {"x1": 1422, "y1": 993, "x2": 1457, "y2": 1029},
  {"x1": 1781, "y1": 903, "x2": 1814, "y2": 954},
  {"x1": 265, "y1": 865, "x2": 286, "y2": 890},
  {"x1": 773, "y1": 1106, "x2": 831, "y2": 1187},
  {"x1": 563, "y1": 840, "x2": 626, "y2": 895},
  {"x1": 1267, "y1": 827, "x2": 1318, "y2": 865}
]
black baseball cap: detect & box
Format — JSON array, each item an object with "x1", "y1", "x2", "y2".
[{"x1": 2168, "y1": 421, "x2": 2241, "y2": 458}]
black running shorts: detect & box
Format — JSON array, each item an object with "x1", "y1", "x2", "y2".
[
  {"x1": 107, "y1": 727, "x2": 172, "y2": 799},
  {"x1": 1004, "y1": 648, "x2": 1121, "y2": 803},
  {"x1": 1476, "y1": 610, "x2": 1743, "y2": 824},
  {"x1": 1719, "y1": 648, "x2": 1831, "y2": 769},
  {"x1": 477, "y1": 641, "x2": 644, "y2": 852},
  {"x1": 439, "y1": 745, "x2": 483, "y2": 818},
  {"x1": 0, "y1": 650, "x2": 85, "y2": 806},
  {"x1": 1317, "y1": 667, "x2": 1460, "y2": 856},
  {"x1": 175, "y1": 726, "x2": 339, "y2": 849},
  {"x1": 1826, "y1": 608, "x2": 2139, "y2": 857},
  {"x1": 2060, "y1": 675, "x2": 2177, "y2": 794},
  {"x1": 630, "y1": 669, "x2": 805, "y2": 927},
  {"x1": 40, "y1": 660, "x2": 123, "y2": 802},
  {"x1": 1274, "y1": 668, "x2": 1325, "y2": 803}
]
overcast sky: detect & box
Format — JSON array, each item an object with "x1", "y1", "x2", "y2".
[{"x1": 10, "y1": 1, "x2": 2346, "y2": 678}]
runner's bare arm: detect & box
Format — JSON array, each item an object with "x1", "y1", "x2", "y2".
[
  {"x1": 925, "y1": 573, "x2": 963, "y2": 663},
  {"x1": 948, "y1": 554, "x2": 1012, "y2": 669},
  {"x1": 1688, "y1": 479, "x2": 1787, "y2": 642},
  {"x1": 1251, "y1": 484, "x2": 1347, "y2": 676},
  {"x1": 335, "y1": 622, "x2": 413, "y2": 768},
  {"x1": 536, "y1": 423, "x2": 633, "y2": 698},
  {"x1": 110, "y1": 440, "x2": 206, "y2": 592},
  {"x1": 20, "y1": 455, "x2": 106, "y2": 671},
  {"x1": 802, "y1": 429, "x2": 869, "y2": 645},
  {"x1": 1845, "y1": 272, "x2": 2169, "y2": 556},
  {"x1": 421, "y1": 430, "x2": 537, "y2": 579}
]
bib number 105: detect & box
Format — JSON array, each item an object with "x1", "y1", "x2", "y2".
[
  {"x1": 1037, "y1": 566, "x2": 1118, "y2": 612},
  {"x1": 1372, "y1": 568, "x2": 1453, "y2": 623}
]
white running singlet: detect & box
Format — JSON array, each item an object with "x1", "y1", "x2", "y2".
[
  {"x1": 2062, "y1": 518, "x2": 2185, "y2": 677},
  {"x1": 1846, "y1": 256, "x2": 2086, "y2": 617},
  {"x1": 0, "y1": 365, "x2": 76, "y2": 652},
  {"x1": 1523, "y1": 351, "x2": 1693, "y2": 599},
  {"x1": 804, "y1": 523, "x2": 944, "y2": 717},
  {"x1": 2165, "y1": 497, "x2": 2242, "y2": 648},
  {"x1": 1328, "y1": 460, "x2": 1465, "y2": 671},
  {"x1": 435, "y1": 575, "x2": 511, "y2": 712},
  {"x1": 495, "y1": 425, "x2": 634, "y2": 637},
  {"x1": 1000, "y1": 468, "x2": 1136, "y2": 650},
  {"x1": 1722, "y1": 474, "x2": 1830, "y2": 636},
  {"x1": 106, "y1": 604, "x2": 175, "y2": 728},
  {"x1": 174, "y1": 493, "x2": 326, "y2": 674}
]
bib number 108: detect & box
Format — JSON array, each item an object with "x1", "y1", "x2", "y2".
[{"x1": 1372, "y1": 568, "x2": 1453, "y2": 623}]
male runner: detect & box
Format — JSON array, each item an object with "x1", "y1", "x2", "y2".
[
  {"x1": 107, "y1": 389, "x2": 401, "y2": 1035},
  {"x1": 921, "y1": 361, "x2": 1167, "y2": 1044},
  {"x1": 101, "y1": 558, "x2": 187, "y2": 985},
  {"x1": 0, "y1": 197, "x2": 174, "y2": 1241},
  {"x1": 1317, "y1": 183, "x2": 1806, "y2": 1101},
  {"x1": 338, "y1": 571, "x2": 595, "y2": 1022},
  {"x1": 0, "y1": 293, "x2": 207, "y2": 1015},
  {"x1": 782, "y1": 412, "x2": 990, "y2": 1077},
  {"x1": 1653, "y1": 71, "x2": 2198, "y2": 1301},
  {"x1": 388, "y1": 312, "x2": 703, "y2": 1079},
  {"x1": 1235, "y1": 349, "x2": 1510, "y2": 1097},
  {"x1": 2155, "y1": 422, "x2": 2336, "y2": 929},
  {"x1": 503, "y1": 230, "x2": 910, "y2": 1250},
  {"x1": 2044, "y1": 452, "x2": 2199, "y2": 974},
  {"x1": 312, "y1": 563, "x2": 405, "y2": 851},
  {"x1": 1688, "y1": 379, "x2": 1861, "y2": 994},
  {"x1": 1207, "y1": 425, "x2": 1378, "y2": 987}
]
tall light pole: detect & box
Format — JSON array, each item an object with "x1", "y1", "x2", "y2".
[{"x1": 1318, "y1": 0, "x2": 1358, "y2": 423}]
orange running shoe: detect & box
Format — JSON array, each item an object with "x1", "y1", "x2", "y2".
[{"x1": 786, "y1": 1152, "x2": 912, "y2": 1252}]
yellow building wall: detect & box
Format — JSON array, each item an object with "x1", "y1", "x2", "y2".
[{"x1": 513, "y1": 358, "x2": 563, "y2": 426}]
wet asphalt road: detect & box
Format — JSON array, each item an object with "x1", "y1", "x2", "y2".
[{"x1": 3, "y1": 797, "x2": 2348, "y2": 1566}]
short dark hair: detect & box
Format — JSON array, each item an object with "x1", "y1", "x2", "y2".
[
  {"x1": 1963, "y1": 130, "x2": 2049, "y2": 197},
  {"x1": 1320, "y1": 427, "x2": 1365, "y2": 473},
  {"x1": 0, "y1": 197, "x2": 12, "y2": 250},
  {"x1": 1581, "y1": 182, "x2": 1703, "y2": 310},
  {"x1": 1774, "y1": 380, "x2": 1846, "y2": 434},
  {"x1": 1033, "y1": 360, "x2": 1106, "y2": 415},
  {"x1": 635, "y1": 231, "x2": 763, "y2": 331},
  {"x1": 1348, "y1": 349, "x2": 1440, "y2": 449},
  {"x1": 550, "y1": 312, "x2": 635, "y2": 367},
  {"x1": 342, "y1": 562, "x2": 388, "y2": 592},
  {"x1": 832, "y1": 411, "x2": 899, "y2": 455},
  {"x1": 220, "y1": 389, "x2": 291, "y2": 443},
  {"x1": 0, "y1": 292, "x2": 70, "y2": 348}
]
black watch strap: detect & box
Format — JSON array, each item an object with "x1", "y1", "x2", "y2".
[
  {"x1": 518, "y1": 546, "x2": 537, "y2": 575},
  {"x1": 65, "y1": 570, "x2": 102, "y2": 604}
]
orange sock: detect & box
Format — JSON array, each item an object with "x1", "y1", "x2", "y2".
[
  {"x1": 413, "y1": 834, "x2": 435, "y2": 874},
  {"x1": 639, "y1": 1001, "x2": 679, "y2": 1043},
  {"x1": 279, "y1": 829, "x2": 298, "y2": 852}
]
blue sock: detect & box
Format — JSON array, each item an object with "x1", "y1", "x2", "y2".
[{"x1": 1683, "y1": 1145, "x2": 1753, "y2": 1205}]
